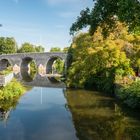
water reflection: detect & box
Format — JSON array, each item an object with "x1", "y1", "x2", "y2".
[
  {"x1": 20, "y1": 57, "x2": 37, "y2": 82},
  {"x1": 21, "y1": 71, "x2": 35, "y2": 82},
  {"x1": 1, "y1": 81, "x2": 140, "y2": 140},
  {"x1": 0, "y1": 88, "x2": 78, "y2": 140},
  {"x1": 14, "y1": 73, "x2": 66, "y2": 88},
  {"x1": 0, "y1": 98, "x2": 19, "y2": 122},
  {"x1": 65, "y1": 89, "x2": 140, "y2": 140}
]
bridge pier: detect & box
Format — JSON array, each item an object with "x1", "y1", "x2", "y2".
[
  {"x1": 35, "y1": 59, "x2": 47, "y2": 75},
  {"x1": 11, "y1": 59, "x2": 21, "y2": 74}
]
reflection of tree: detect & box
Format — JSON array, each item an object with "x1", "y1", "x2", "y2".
[
  {"x1": 0, "y1": 99, "x2": 18, "y2": 122},
  {"x1": 65, "y1": 90, "x2": 140, "y2": 140},
  {"x1": 0, "y1": 83, "x2": 31, "y2": 123},
  {"x1": 21, "y1": 64, "x2": 37, "y2": 82},
  {"x1": 0, "y1": 108, "x2": 11, "y2": 122}
]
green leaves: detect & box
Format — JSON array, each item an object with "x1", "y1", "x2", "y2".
[
  {"x1": 70, "y1": 8, "x2": 91, "y2": 35},
  {"x1": 50, "y1": 47, "x2": 61, "y2": 52},
  {"x1": 67, "y1": 22, "x2": 140, "y2": 94},
  {"x1": 117, "y1": 80, "x2": 140, "y2": 108},
  {"x1": 0, "y1": 37, "x2": 45, "y2": 54},
  {"x1": 0, "y1": 79, "x2": 26, "y2": 101},
  {"x1": 70, "y1": 0, "x2": 140, "y2": 37},
  {"x1": 18, "y1": 43, "x2": 44, "y2": 53},
  {"x1": 18, "y1": 43, "x2": 36, "y2": 53},
  {"x1": 0, "y1": 37, "x2": 17, "y2": 54}
]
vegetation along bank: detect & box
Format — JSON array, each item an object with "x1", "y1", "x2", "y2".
[{"x1": 66, "y1": 0, "x2": 140, "y2": 109}]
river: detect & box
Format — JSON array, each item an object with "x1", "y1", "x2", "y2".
[{"x1": 0, "y1": 75, "x2": 140, "y2": 140}]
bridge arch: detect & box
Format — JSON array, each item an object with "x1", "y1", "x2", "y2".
[
  {"x1": 20, "y1": 57, "x2": 37, "y2": 82},
  {"x1": 46, "y1": 55, "x2": 65, "y2": 75},
  {"x1": 0, "y1": 58, "x2": 12, "y2": 71}
]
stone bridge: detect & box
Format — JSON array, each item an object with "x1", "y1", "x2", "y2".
[{"x1": 0, "y1": 52, "x2": 68, "y2": 77}]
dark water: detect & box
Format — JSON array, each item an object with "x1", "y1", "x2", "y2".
[{"x1": 0, "y1": 77, "x2": 140, "y2": 140}]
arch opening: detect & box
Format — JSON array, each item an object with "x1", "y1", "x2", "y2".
[
  {"x1": 0, "y1": 59, "x2": 12, "y2": 74},
  {"x1": 46, "y1": 56, "x2": 65, "y2": 76},
  {"x1": 21, "y1": 57, "x2": 37, "y2": 82}
]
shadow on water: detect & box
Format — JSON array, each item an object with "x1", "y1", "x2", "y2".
[{"x1": 64, "y1": 89, "x2": 140, "y2": 140}]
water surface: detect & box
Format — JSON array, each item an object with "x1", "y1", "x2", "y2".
[{"x1": 0, "y1": 78, "x2": 140, "y2": 140}]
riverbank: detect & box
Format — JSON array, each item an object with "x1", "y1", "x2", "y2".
[
  {"x1": 66, "y1": 22, "x2": 140, "y2": 109},
  {"x1": 66, "y1": 78, "x2": 140, "y2": 109},
  {"x1": 115, "y1": 79, "x2": 140, "y2": 108},
  {"x1": 0, "y1": 79, "x2": 26, "y2": 100}
]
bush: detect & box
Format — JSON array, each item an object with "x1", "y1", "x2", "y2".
[
  {"x1": 0, "y1": 79, "x2": 26, "y2": 100},
  {"x1": 117, "y1": 80, "x2": 140, "y2": 108}
]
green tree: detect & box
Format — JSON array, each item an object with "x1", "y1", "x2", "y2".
[
  {"x1": 63, "y1": 47, "x2": 69, "y2": 53},
  {"x1": 35, "y1": 45, "x2": 45, "y2": 52},
  {"x1": 50, "y1": 47, "x2": 61, "y2": 52},
  {"x1": 70, "y1": 0, "x2": 140, "y2": 37},
  {"x1": 67, "y1": 23, "x2": 135, "y2": 92},
  {"x1": 18, "y1": 43, "x2": 36, "y2": 53},
  {"x1": 53, "y1": 58, "x2": 64, "y2": 74},
  {"x1": 0, "y1": 37, "x2": 17, "y2": 54},
  {"x1": 50, "y1": 47, "x2": 64, "y2": 74}
]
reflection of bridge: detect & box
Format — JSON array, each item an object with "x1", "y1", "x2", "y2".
[
  {"x1": 15, "y1": 73, "x2": 66, "y2": 88},
  {"x1": 0, "y1": 52, "x2": 68, "y2": 75}
]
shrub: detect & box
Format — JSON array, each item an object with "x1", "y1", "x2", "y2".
[
  {"x1": 117, "y1": 80, "x2": 140, "y2": 108},
  {"x1": 0, "y1": 79, "x2": 26, "y2": 100}
]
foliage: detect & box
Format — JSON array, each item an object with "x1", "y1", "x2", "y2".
[
  {"x1": 70, "y1": 0, "x2": 140, "y2": 37},
  {"x1": 18, "y1": 43, "x2": 45, "y2": 53},
  {"x1": 50, "y1": 47, "x2": 69, "y2": 53},
  {"x1": 18, "y1": 43, "x2": 36, "y2": 53},
  {"x1": 117, "y1": 80, "x2": 140, "y2": 108},
  {"x1": 63, "y1": 47, "x2": 69, "y2": 53},
  {"x1": 0, "y1": 37, "x2": 17, "y2": 54},
  {"x1": 0, "y1": 37, "x2": 45, "y2": 54},
  {"x1": 35, "y1": 45, "x2": 45, "y2": 52},
  {"x1": 67, "y1": 23, "x2": 140, "y2": 94},
  {"x1": 29, "y1": 60, "x2": 37, "y2": 78},
  {"x1": 50, "y1": 47, "x2": 61, "y2": 52},
  {"x1": 0, "y1": 79, "x2": 26, "y2": 100},
  {"x1": 50, "y1": 47, "x2": 64, "y2": 74},
  {"x1": 0, "y1": 79, "x2": 29, "y2": 119},
  {"x1": 53, "y1": 58, "x2": 64, "y2": 74}
]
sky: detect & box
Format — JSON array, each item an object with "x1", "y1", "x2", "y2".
[{"x1": 0, "y1": 0, "x2": 93, "y2": 51}]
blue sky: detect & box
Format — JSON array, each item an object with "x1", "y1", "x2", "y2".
[{"x1": 0, "y1": 0, "x2": 93, "y2": 51}]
